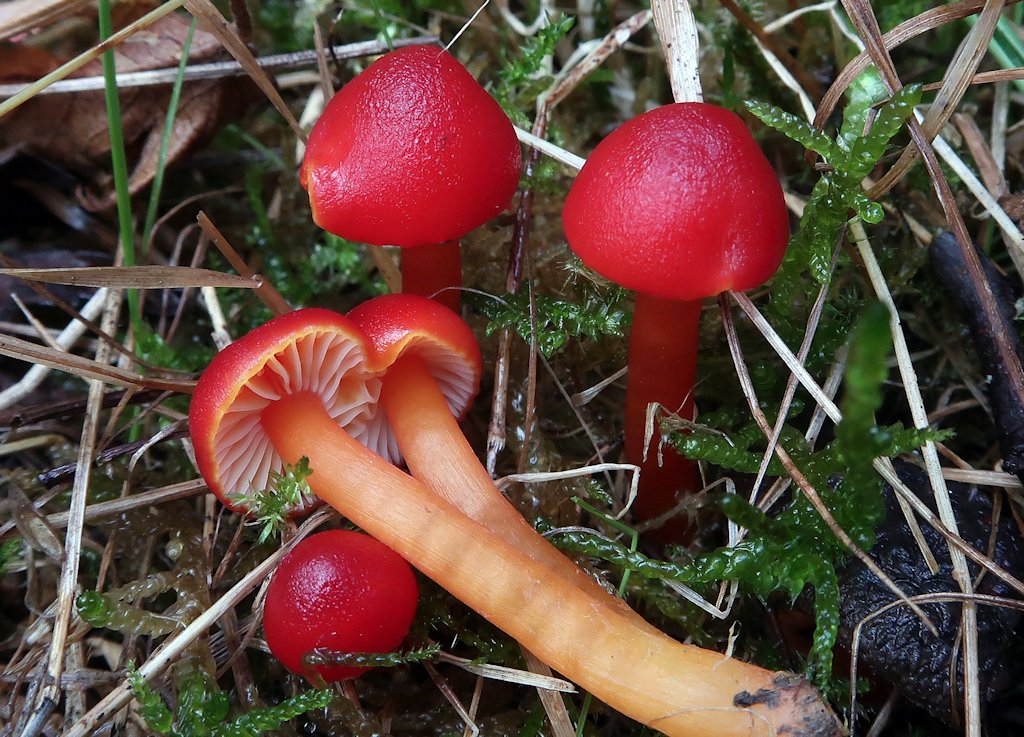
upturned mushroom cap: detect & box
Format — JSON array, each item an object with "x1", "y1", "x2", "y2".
[
  {"x1": 300, "y1": 45, "x2": 522, "y2": 248},
  {"x1": 348, "y1": 293, "x2": 481, "y2": 458},
  {"x1": 189, "y1": 309, "x2": 386, "y2": 513},
  {"x1": 563, "y1": 102, "x2": 790, "y2": 302}
]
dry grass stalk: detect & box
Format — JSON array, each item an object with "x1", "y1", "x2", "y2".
[
  {"x1": 0, "y1": 332, "x2": 195, "y2": 394},
  {"x1": 182, "y1": 0, "x2": 305, "y2": 140},
  {"x1": 0, "y1": 0, "x2": 189, "y2": 117},
  {"x1": 813, "y1": 0, "x2": 1024, "y2": 138},
  {"x1": 0, "y1": 37, "x2": 436, "y2": 98},
  {"x1": 868, "y1": 0, "x2": 1005, "y2": 196},
  {"x1": 0, "y1": 288, "x2": 108, "y2": 411},
  {"x1": 0, "y1": 266, "x2": 264, "y2": 290},
  {"x1": 650, "y1": 0, "x2": 701, "y2": 103},
  {"x1": 719, "y1": 293, "x2": 937, "y2": 634},
  {"x1": 28, "y1": 289, "x2": 124, "y2": 733}
]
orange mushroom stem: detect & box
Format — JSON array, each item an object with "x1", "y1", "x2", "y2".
[
  {"x1": 350, "y1": 295, "x2": 649, "y2": 620},
  {"x1": 261, "y1": 396, "x2": 837, "y2": 737}
]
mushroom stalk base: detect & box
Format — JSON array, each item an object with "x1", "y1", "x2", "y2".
[
  {"x1": 401, "y1": 240, "x2": 462, "y2": 313},
  {"x1": 260, "y1": 391, "x2": 839, "y2": 737},
  {"x1": 625, "y1": 293, "x2": 702, "y2": 542},
  {"x1": 379, "y1": 355, "x2": 661, "y2": 635}
]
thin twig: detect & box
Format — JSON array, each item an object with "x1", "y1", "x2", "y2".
[
  {"x1": 195, "y1": 211, "x2": 291, "y2": 315},
  {"x1": 0, "y1": 37, "x2": 437, "y2": 97}
]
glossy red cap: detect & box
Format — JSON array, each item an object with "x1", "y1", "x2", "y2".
[
  {"x1": 563, "y1": 102, "x2": 789, "y2": 302},
  {"x1": 301, "y1": 45, "x2": 522, "y2": 248},
  {"x1": 189, "y1": 309, "x2": 385, "y2": 514},
  {"x1": 348, "y1": 293, "x2": 482, "y2": 415},
  {"x1": 263, "y1": 530, "x2": 418, "y2": 681}
]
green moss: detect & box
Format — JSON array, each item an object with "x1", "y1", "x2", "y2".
[{"x1": 471, "y1": 287, "x2": 628, "y2": 357}]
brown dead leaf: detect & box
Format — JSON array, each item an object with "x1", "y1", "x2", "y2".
[
  {"x1": 0, "y1": 0, "x2": 92, "y2": 43},
  {"x1": 0, "y1": 44, "x2": 61, "y2": 81},
  {"x1": 1000, "y1": 195, "x2": 1024, "y2": 225},
  {"x1": 0, "y1": 10, "x2": 247, "y2": 211}
]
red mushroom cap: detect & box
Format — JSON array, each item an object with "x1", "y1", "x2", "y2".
[
  {"x1": 348, "y1": 293, "x2": 481, "y2": 411},
  {"x1": 348, "y1": 293, "x2": 481, "y2": 459},
  {"x1": 300, "y1": 45, "x2": 522, "y2": 248},
  {"x1": 189, "y1": 308, "x2": 385, "y2": 513},
  {"x1": 263, "y1": 530, "x2": 419, "y2": 682},
  {"x1": 563, "y1": 102, "x2": 789, "y2": 302}
]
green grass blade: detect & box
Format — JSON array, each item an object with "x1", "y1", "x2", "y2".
[
  {"x1": 141, "y1": 16, "x2": 199, "y2": 261},
  {"x1": 98, "y1": 0, "x2": 141, "y2": 332},
  {"x1": 968, "y1": 15, "x2": 1024, "y2": 95}
]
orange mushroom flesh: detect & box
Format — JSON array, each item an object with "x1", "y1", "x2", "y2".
[{"x1": 188, "y1": 308, "x2": 839, "y2": 737}]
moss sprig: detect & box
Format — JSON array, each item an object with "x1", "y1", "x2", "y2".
[
  {"x1": 747, "y1": 81, "x2": 921, "y2": 287},
  {"x1": 228, "y1": 457, "x2": 314, "y2": 543},
  {"x1": 303, "y1": 642, "x2": 441, "y2": 670},
  {"x1": 77, "y1": 590, "x2": 182, "y2": 637},
  {"x1": 0, "y1": 537, "x2": 23, "y2": 574},
  {"x1": 668, "y1": 418, "x2": 790, "y2": 476},
  {"x1": 128, "y1": 662, "x2": 332, "y2": 737},
  {"x1": 127, "y1": 662, "x2": 174, "y2": 733},
  {"x1": 212, "y1": 689, "x2": 334, "y2": 737},
  {"x1": 472, "y1": 290, "x2": 627, "y2": 357},
  {"x1": 493, "y1": 15, "x2": 575, "y2": 125}
]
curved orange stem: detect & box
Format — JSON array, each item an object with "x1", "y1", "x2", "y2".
[
  {"x1": 379, "y1": 354, "x2": 661, "y2": 634},
  {"x1": 260, "y1": 391, "x2": 837, "y2": 737}
]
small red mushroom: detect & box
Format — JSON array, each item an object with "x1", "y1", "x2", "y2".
[
  {"x1": 300, "y1": 45, "x2": 522, "y2": 312},
  {"x1": 562, "y1": 102, "x2": 790, "y2": 541},
  {"x1": 263, "y1": 529, "x2": 418, "y2": 682}
]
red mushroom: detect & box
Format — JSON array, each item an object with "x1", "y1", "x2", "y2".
[
  {"x1": 300, "y1": 45, "x2": 522, "y2": 312},
  {"x1": 562, "y1": 102, "x2": 789, "y2": 541},
  {"x1": 263, "y1": 529, "x2": 418, "y2": 682},
  {"x1": 188, "y1": 307, "x2": 837, "y2": 737}
]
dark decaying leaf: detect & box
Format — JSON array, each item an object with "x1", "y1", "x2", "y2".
[
  {"x1": 0, "y1": 10, "x2": 249, "y2": 210},
  {"x1": 930, "y1": 232, "x2": 1024, "y2": 484},
  {"x1": 837, "y1": 463, "x2": 1024, "y2": 733}
]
